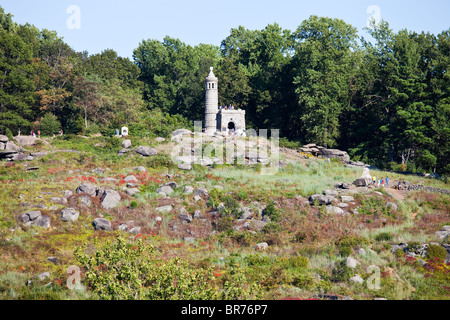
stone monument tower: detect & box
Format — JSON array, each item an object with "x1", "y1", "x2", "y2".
[
  {"x1": 204, "y1": 67, "x2": 246, "y2": 136},
  {"x1": 204, "y1": 67, "x2": 219, "y2": 134}
]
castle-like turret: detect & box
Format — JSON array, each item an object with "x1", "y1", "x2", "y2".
[{"x1": 204, "y1": 67, "x2": 218, "y2": 134}]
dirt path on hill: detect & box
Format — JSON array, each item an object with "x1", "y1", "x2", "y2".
[{"x1": 386, "y1": 187, "x2": 407, "y2": 201}]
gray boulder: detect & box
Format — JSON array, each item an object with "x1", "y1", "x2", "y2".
[
  {"x1": 125, "y1": 188, "x2": 140, "y2": 196},
  {"x1": 0, "y1": 135, "x2": 8, "y2": 143},
  {"x1": 61, "y1": 208, "x2": 80, "y2": 222},
  {"x1": 323, "y1": 189, "x2": 339, "y2": 197},
  {"x1": 157, "y1": 185, "x2": 174, "y2": 195},
  {"x1": 179, "y1": 213, "x2": 193, "y2": 223},
  {"x1": 309, "y1": 194, "x2": 334, "y2": 205},
  {"x1": 349, "y1": 274, "x2": 364, "y2": 284},
  {"x1": 136, "y1": 146, "x2": 157, "y2": 156},
  {"x1": 76, "y1": 183, "x2": 97, "y2": 196},
  {"x1": 92, "y1": 218, "x2": 112, "y2": 231},
  {"x1": 155, "y1": 205, "x2": 173, "y2": 213},
  {"x1": 178, "y1": 163, "x2": 192, "y2": 171},
  {"x1": 124, "y1": 175, "x2": 138, "y2": 183},
  {"x1": 100, "y1": 189, "x2": 121, "y2": 209},
  {"x1": 33, "y1": 215, "x2": 51, "y2": 228},
  {"x1": 122, "y1": 139, "x2": 132, "y2": 149},
  {"x1": 193, "y1": 187, "x2": 209, "y2": 198},
  {"x1": 346, "y1": 257, "x2": 361, "y2": 269},
  {"x1": 183, "y1": 186, "x2": 194, "y2": 194}
]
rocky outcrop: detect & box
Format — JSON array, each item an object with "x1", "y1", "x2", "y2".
[{"x1": 136, "y1": 146, "x2": 157, "y2": 157}]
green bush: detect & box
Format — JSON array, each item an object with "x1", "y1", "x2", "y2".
[
  {"x1": 375, "y1": 232, "x2": 393, "y2": 241},
  {"x1": 339, "y1": 246, "x2": 352, "y2": 257},
  {"x1": 279, "y1": 256, "x2": 309, "y2": 269},
  {"x1": 427, "y1": 244, "x2": 447, "y2": 261},
  {"x1": 336, "y1": 235, "x2": 369, "y2": 248},
  {"x1": 147, "y1": 153, "x2": 176, "y2": 170},
  {"x1": 245, "y1": 254, "x2": 272, "y2": 266},
  {"x1": 331, "y1": 260, "x2": 353, "y2": 282},
  {"x1": 263, "y1": 201, "x2": 280, "y2": 222},
  {"x1": 40, "y1": 113, "x2": 61, "y2": 136},
  {"x1": 74, "y1": 236, "x2": 260, "y2": 300}
]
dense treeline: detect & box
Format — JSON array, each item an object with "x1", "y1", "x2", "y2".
[{"x1": 0, "y1": 7, "x2": 449, "y2": 174}]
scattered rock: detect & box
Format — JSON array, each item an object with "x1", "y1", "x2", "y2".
[
  {"x1": 124, "y1": 175, "x2": 138, "y2": 183},
  {"x1": 51, "y1": 197, "x2": 67, "y2": 205},
  {"x1": 61, "y1": 208, "x2": 80, "y2": 222},
  {"x1": 179, "y1": 213, "x2": 193, "y2": 223},
  {"x1": 79, "y1": 195, "x2": 93, "y2": 207},
  {"x1": 92, "y1": 218, "x2": 112, "y2": 231},
  {"x1": 76, "y1": 183, "x2": 97, "y2": 197},
  {"x1": 309, "y1": 194, "x2": 334, "y2": 205},
  {"x1": 136, "y1": 146, "x2": 157, "y2": 157},
  {"x1": 323, "y1": 189, "x2": 339, "y2": 197},
  {"x1": 100, "y1": 189, "x2": 121, "y2": 209},
  {"x1": 155, "y1": 205, "x2": 173, "y2": 213},
  {"x1": 193, "y1": 187, "x2": 209, "y2": 198},
  {"x1": 253, "y1": 242, "x2": 269, "y2": 251},
  {"x1": 346, "y1": 257, "x2": 361, "y2": 269},
  {"x1": 435, "y1": 225, "x2": 450, "y2": 240},
  {"x1": 193, "y1": 210, "x2": 202, "y2": 219},
  {"x1": 122, "y1": 139, "x2": 132, "y2": 149},
  {"x1": 178, "y1": 163, "x2": 192, "y2": 171},
  {"x1": 326, "y1": 206, "x2": 346, "y2": 215},
  {"x1": 125, "y1": 188, "x2": 140, "y2": 196},
  {"x1": 136, "y1": 166, "x2": 147, "y2": 172},
  {"x1": 129, "y1": 227, "x2": 141, "y2": 234},
  {"x1": 340, "y1": 195, "x2": 354, "y2": 202},
  {"x1": 183, "y1": 186, "x2": 194, "y2": 194},
  {"x1": 349, "y1": 274, "x2": 364, "y2": 284},
  {"x1": 157, "y1": 185, "x2": 174, "y2": 195}
]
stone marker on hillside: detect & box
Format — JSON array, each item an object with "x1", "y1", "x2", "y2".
[{"x1": 353, "y1": 167, "x2": 373, "y2": 187}]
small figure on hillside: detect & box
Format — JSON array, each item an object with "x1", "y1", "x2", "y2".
[
  {"x1": 18, "y1": 129, "x2": 21, "y2": 136},
  {"x1": 381, "y1": 178, "x2": 385, "y2": 187},
  {"x1": 377, "y1": 178, "x2": 381, "y2": 187},
  {"x1": 60, "y1": 129, "x2": 63, "y2": 136},
  {"x1": 115, "y1": 128, "x2": 119, "y2": 136},
  {"x1": 327, "y1": 158, "x2": 330, "y2": 164},
  {"x1": 373, "y1": 176, "x2": 376, "y2": 185},
  {"x1": 397, "y1": 181, "x2": 402, "y2": 190},
  {"x1": 386, "y1": 177, "x2": 390, "y2": 188},
  {"x1": 37, "y1": 130, "x2": 40, "y2": 138}
]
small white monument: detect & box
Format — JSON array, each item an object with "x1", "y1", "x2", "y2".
[{"x1": 121, "y1": 127, "x2": 129, "y2": 137}]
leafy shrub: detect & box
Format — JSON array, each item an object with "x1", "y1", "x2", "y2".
[
  {"x1": 147, "y1": 153, "x2": 176, "y2": 170},
  {"x1": 40, "y1": 113, "x2": 61, "y2": 136},
  {"x1": 263, "y1": 201, "x2": 279, "y2": 222},
  {"x1": 74, "y1": 236, "x2": 260, "y2": 300},
  {"x1": 336, "y1": 235, "x2": 369, "y2": 248},
  {"x1": 221, "y1": 195, "x2": 242, "y2": 219},
  {"x1": 331, "y1": 260, "x2": 353, "y2": 282},
  {"x1": 215, "y1": 216, "x2": 234, "y2": 233},
  {"x1": 427, "y1": 244, "x2": 447, "y2": 261},
  {"x1": 279, "y1": 256, "x2": 309, "y2": 269},
  {"x1": 339, "y1": 246, "x2": 352, "y2": 257},
  {"x1": 245, "y1": 254, "x2": 272, "y2": 266},
  {"x1": 375, "y1": 232, "x2": 393, "y2": 241},
  {"x1": 262, "y1": 222, "x2": 281, "y2": 234}
]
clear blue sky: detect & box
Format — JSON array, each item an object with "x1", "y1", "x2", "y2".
[{"x1": 2, "y1": 0, "x2": 449, "y2": 59}]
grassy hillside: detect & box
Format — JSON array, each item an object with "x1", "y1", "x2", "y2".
[{"x1": 0, "y1": 133, "x2": 448, "y2": 300}]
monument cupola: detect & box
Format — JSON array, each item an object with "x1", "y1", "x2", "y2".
[{"x1": 204, "y1": 67, "x2": 219, "y2": 134}]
